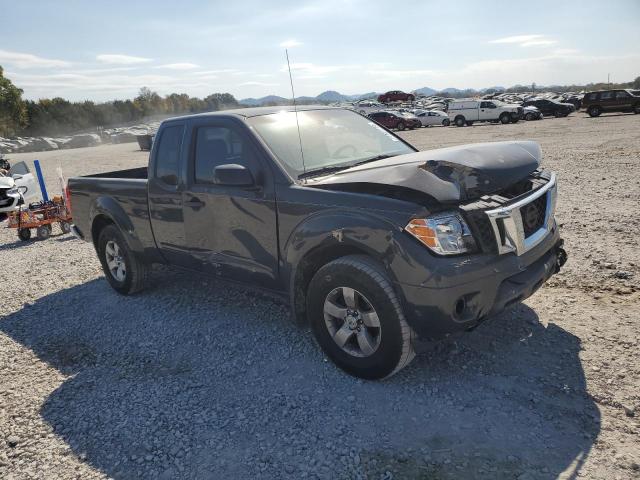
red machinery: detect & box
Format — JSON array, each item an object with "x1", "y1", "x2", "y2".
[{"x1": 7, "y1": 195, "x2": 72, "y2": 241}]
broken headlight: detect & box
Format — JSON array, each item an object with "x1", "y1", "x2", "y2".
[{"x1": 405, "y1": 212, "x2": 477, "y2": 255}]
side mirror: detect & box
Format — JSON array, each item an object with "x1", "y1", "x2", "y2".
[{"x1": 214, "y1": 163, "x2": 255, "y2": 187}]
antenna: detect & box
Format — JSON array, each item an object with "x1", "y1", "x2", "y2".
[{"x1": 285, "y1": 49, "x2": 307, "y2": 181}]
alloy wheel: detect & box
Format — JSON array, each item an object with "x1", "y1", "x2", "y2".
[
  {"x1": 323, "y1": 287, "x2": 382, "y2": 357},
  {"x1": 105, "y1": 240, "x2": 126, "y2": 282}
]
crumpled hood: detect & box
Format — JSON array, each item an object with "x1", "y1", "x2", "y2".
[{"x1": 308, "y1": 140, "x2": 541, "y2": 203}]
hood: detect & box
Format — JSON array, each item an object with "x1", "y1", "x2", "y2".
[{"x1": 308, "y1": 140, "x2": 541, "y2": 203}]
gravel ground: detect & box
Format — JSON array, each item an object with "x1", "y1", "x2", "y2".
[{"x1": 1, "y1": 112, "x2": 639, "y2": 480}]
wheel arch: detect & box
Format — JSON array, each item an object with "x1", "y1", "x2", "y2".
[
  {"x1": 89, "y1": 196, "x2": 145, "y2": 256},
  {"x1": 284, "y1": 212, "x2": 403, "y2": 325}
]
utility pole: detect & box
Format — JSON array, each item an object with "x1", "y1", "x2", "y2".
[{"x1": 608, "y1": 73, "x2": 611, "y2": 89}]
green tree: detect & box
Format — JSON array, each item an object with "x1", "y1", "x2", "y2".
[{"x1": 0, "y1": 66, "x2": 28, "y2": 137}]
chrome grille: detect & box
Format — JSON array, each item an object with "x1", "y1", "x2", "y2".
[{"x1": 485, "y1": 173, "x2": 557, "y2": 255}]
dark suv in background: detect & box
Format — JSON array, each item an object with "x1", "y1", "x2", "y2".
[
  {"x1": 582, "y1": 89, "x2": 640, "y2": 117},
  {"x1": 377, "y1": 90, "x2": 415, "y2": 103},
  {"x1": 523, "y1": 99, "x2": 575, "y2": 117}
]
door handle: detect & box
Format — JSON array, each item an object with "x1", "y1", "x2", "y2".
[{"x1": 184, "y1": 197, "x2": 205, "y2": 208}]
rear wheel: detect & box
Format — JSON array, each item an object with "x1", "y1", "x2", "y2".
[
  {"x1": 18, "y1": 228, "x2": 31, "y2": 241},
  {"x1": 97, "y1": 224, "x2": 148, "y2": 295},
  {"x1": 588, "y1": 106, "x2": 602, "y2": 117},
  {"x1": 307, "y1": 255, "x2": 415, "y2": 380},
  {"x1": 59, "y1": 221, "x2": 71, "y2": 234},
  {"x1": 396, "y1": 122, "x2": 406, "y2": 131},
  {"x1": 36, "y1": 224, "x2": 52, "y2": 240},
  {"x1": 499, "y1": 113, "x2": 510, "y2": 124},
  {"x1": 442, "y1": 118, "x2": 450, "y2": 126},
  {"x1": 455, "y1": 116, "x2": 466, "y2": 127},
  {"x1": 633, "y1": 104, "x2": 640, "y2": 114},
  {"x1": 524, "y1": 112, "x2": 535, "y2": 121}
]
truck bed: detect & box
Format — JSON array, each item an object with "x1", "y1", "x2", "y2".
[
  {"x1": 68, "y1": 168, "x2": 157, "y2": 257},
  {"x1": 80, "y1": 166, "x2": 148, "y2": 179}
]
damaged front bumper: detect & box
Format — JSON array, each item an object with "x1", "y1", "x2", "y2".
[{"x1": 395, "y1": 226, "x2": 567, "y2": 340}]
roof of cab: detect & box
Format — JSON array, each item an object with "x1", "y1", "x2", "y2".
[{"x1": 163, "y1": 104, "x2": 338, "y2": 122}]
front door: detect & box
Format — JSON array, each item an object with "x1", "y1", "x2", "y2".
[{"x1": 182, "y1": 119, "x2": 279, "y2": 289}]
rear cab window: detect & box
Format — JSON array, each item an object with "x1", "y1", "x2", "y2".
[{"x1": 155, "y1": 124, "x2": 185, "y2": 186}]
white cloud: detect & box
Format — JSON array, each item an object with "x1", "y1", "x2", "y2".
[
  {"x1": 0, "y1": 49, "x2": 70, "y2": 68},
  {"x1": 489, "y1": 34, "x2": 545, "y2": 44},
  {"x1": 96, "y1": 54, "x2": 152, "y2": 65},
  {"x1": 489, "y1": 34, "x2": 557, "y2": 48},
  {"x1": 279, "y1": 39, "x2": 302, "y2": 48},
  {"x1": 191, "y1": 69, "x2": 238, "y2": 76},
  {"x1": 240, "y1": 81, "x2": 279, "y2": 86},
  {"x1": 156, "y1": 63, "x2": 200, "y2": 70},
  {"x1": 284, "y1": 63, "x2": 344, "y2": 76}
]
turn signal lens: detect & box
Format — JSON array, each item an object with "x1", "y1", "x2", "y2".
[{"x1": 405, "y1": 213, "x2": 477, "y2": 255}]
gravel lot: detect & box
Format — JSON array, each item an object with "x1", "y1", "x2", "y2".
[{"x1": 1, "y1": 112, "x2": 639, "y2": 479}]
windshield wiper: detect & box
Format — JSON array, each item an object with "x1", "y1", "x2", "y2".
[
  {"x1": 351, "y1": 154, "x2": 396, "y2": 167},
  {"x1": 298, "y1": 165, "x2": 352, "y2": 180}
]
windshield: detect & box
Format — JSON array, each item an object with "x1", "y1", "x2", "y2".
[{"x1": 247, "y1": 109, "x2": 415, "y2": 179}]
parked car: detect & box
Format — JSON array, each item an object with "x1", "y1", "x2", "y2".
[
  {"x1": 368, "y1": 110, "x2": 420, "y2": 130},
  {"x1": 69, "y1": 106, "x2": 567, "y2": 380},
  {"x1": 523, "y1": 99, "x2": 574, "y2": 118},
  {"x1": 377, "y1": 90, "x2": 415, "y2": 103},
  {"x1": 352, "y1": 101, "x2": 384, "y2": 115},
  {"x1": 0, "y1": 159, "x2": 39, "y2": 221},
  {"x1": 447, "y1": 99, "x2": 522, "y2": 127},
  {"x1": 413, "y1": 109, "x2": 451, "y2": 126},
  {"x1": 582, "y1": 89, "x2": 640, "y2": 117},
  {"x1": 522, "y1": 106, "x2": 543, "y2": 121}
]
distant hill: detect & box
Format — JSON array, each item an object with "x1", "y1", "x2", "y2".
[
  {"x1": 238, "y1": 95, "x2": 290, "y2": 106},
  {"x1": 413, "y1": 87, "x2": 437, "y2": 96}
]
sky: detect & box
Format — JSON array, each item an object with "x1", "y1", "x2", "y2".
[{"x1": 1, "y1": 0, "x2": 639, "y2": 102}]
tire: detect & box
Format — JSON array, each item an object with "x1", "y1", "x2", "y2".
[
  {"x1": 554, "y1": 110, "x2": 563, "y2": 118},
  {"x1": 588, "y1": 106, "x2": 602, "y2": 117},
  {"x1": 633, "y1": 104, "x2": 640, "y2": 114},
  {"x1": 359, "y1": 110, "x2": 365, "y2": 115},
  {"x1": 97, "y1": 224, "x2": 148, "y2": 295},
  {"x1": 18, "y1": 228, "x2": 31, "y2": 241},
  {"x1": 524, "y1": 113, "x2": 535, "y2": 121},
  {"x1": 396, "y1": 122, "x2": 405, "y2": 131},
  {"x1": 59, "y1": 221, "x2": 71, "y2": 234},
  {"x1": 455, "y1": 116, "x2": 466, "y2": 127},
  {"x1": 442, "y1": 118, "x2": 450, "y2": 127},
  {"x1": 36, "y1": 224, "x2": 52, "y2": 240},
  {"x1": 510, "y1": 117, "x2": 519, "y2": 123},
  {"x1": 499, "y1": 113, "x2": 510, "y2": 124},
  {"x1": 307, "y1": 255, "x2": 416, "y2": 380}
]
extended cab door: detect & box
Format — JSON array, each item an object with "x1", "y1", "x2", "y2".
[
  {"x1": 148, "y1": 121, "x2": 197, "y2": 268},
  {"x1": 181, "y1": 118, "x2": 279, "y2": 289}
]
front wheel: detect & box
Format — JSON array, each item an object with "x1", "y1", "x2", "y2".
[
  {"x1": 525, "y1": 113, "x2": 535, "y2": 121},
  {"x1": 442, "y1": 118, "x2": 450, "y2": 127},
  {"x1": 396, "y1": 122, "x2": 406, "y2": 131},
  {"x1": 59, "y1": 221, "x2": 71, "y2": 234},
  {"x1": 98, "y1": 224, "x2": 148, "y2": 295},
  {"x1": 455, "y1": 116, "x2": 466, "y2": 127},
  {"x1": 499, "y1": 113, "x2": 510, "y2": 124},
  {"x1": 307, "y1": 255, "x2": 416, "y2": 380},
  {"x1": 588, "y1": 106, "x2": 602, "y2": 117}
]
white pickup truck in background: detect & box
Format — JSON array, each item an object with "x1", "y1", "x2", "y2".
[{"x1": 448, "y1": 99, "x2": 523, "y2": 127}]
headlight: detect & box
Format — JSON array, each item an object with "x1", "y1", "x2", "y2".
[
  {"x1": 6, "y1": 187, "x2": 19, "y2": 195},
  {"x1": 405, "y1": 212, "x2": 477, "y2": 255}
]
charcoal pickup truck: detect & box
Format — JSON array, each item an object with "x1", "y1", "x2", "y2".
[{"x1": 69, "y1": 106, "x2": 567, "y2": 379}]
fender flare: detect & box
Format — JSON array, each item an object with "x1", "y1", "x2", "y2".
[
  {"x1": 283, "y1": 209, "x2": 406, "y2": 322},
  {"x1": 89, "y1": 196, "x2": 145, "y2": 256}
]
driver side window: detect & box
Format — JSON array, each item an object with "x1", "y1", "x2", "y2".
[{"x1": 193, "y1": 126, "x2": 256, "y2": 185}]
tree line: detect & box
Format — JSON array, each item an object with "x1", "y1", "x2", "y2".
[{"x1": 0, "y1": 67, "x2": 239, "y2": 137}]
